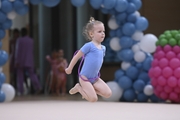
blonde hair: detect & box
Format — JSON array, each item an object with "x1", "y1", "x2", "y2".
[{"x1": 83, "y1": 17, "x2": 103, "y2": 40}]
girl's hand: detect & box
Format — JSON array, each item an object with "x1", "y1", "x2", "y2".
[
  {"x1": 65, "y1": 68, "x2": 72, "y2": 74},
  {"x1": 46, "y1": 55, "x2": 50, "y2": 59}
]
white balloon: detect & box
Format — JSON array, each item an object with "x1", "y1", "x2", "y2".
[
  {"x1": 134, "y1": 51, "x2": 146, "y2": 62},
  {"x1": 121, "y1": 62, "x2": 131, "y2": 70},
  {"x1": 131, "y1": 44, "x2": 140, "y2": 53},
  {"x1": 102, "y1": 81, "x2": 123, "y2": 102},
  {"x1": 139, "y1": 34, "x2": 158, "y2": 53},
  {"x1": 108, "y1": 16, "x2": 119, "y2": 30},
  {"x1": 0, "y1": 67, "x2": 3, "y2": 72},
  {"x1": 23, "y1": 0, "x2": 29, "y2": 4},
  {"x1": 7, "y1": 11, "x2": 17, "y2": 20},
  {"x1": 9, "y1": 0, "x2": 15, "y2": 1},
  {"x1": 134, "y1": 11, "x2": 140, "y2": 17},
  {"x1": 132, "y1": 31, "x2": 144, "y2": 41},
  {"x1": 1, "y1": 83, "x2": 15, "y2": 102},
  {"x1": 143, "y1": 85, "x2": 154, "y2": 96},
  {"x1": 109, "y1": 37, "x2": 121, "y2": 51}
]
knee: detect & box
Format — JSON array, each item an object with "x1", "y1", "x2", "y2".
[
  {"x1": 104, "y1": 90, "x2": 112, "y2": 98},
  {"x1": 88, "y1": 96, "x2": 98, "y2": 102}
]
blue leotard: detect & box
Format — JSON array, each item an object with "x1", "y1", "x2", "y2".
[{"x1": 79, "y1": 42, "x2": 106, "y2": 84}]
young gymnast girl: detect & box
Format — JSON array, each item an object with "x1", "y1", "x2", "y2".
[{"x1": 65, "y1": 17, "x2": 112, "y2": 102}]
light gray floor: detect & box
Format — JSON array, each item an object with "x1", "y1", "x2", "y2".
[{"x1": 0, "y1": 95, "x2": 180, "y2": 120}]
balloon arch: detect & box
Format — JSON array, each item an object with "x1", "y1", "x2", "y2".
[{"x1": 0, "y1": 0, "x2": 179, "y2": 103}]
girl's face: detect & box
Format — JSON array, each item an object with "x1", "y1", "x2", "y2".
[{"x1": 90, "y1": 23, "x2": 105, "y2": 43}]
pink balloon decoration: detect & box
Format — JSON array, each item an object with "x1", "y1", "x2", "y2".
[
  {"x1": 151, "y1": 59, "x2": 159, "y2": 67},
  {"x1": 156, "y1": 86, "x2": 163, "y2": 92},
  {"x1": 169, "y1": 92, "x2": 178, "y2": 102},
  {"x1": 166, "y1": 51, "x2": 176, "y2": 60},
  {"x1": 152, "y1": 66, "x2": 162, "y2": 77},
  {"x1": 176, "y1": 53, "x2": 180, "y2": 60},
  {"x1": 156, "y1": 46, "x2": 162, "y2": 52},
  {"x1": 148, "y1": 68, "x2": 154, "y2": 78},
  {"x1": 164, "y1": 86, "x2": 173, "y2": 93},
  {"x1": 162, "y1": 67, "x2": 173, "y2": 78},
  {"x1": 157, "y1": 76, "x2": 166, "y2": 86},
  {"x1": 151, "y1": 78, "x2": 157, "y2": 86},
  {"x1": 173, "y1": 68, "x2": 180, "y2": 78},
  {"x1": 172, "y1": 45, "x2": 180, "y2": 54},
  {"x1": 156, "y1": 50, "x2": 165, "y2": 60},
  {"x1": 159, "y1": 58, "x2": 168, "y2": 69},
  {"x1": 178, "y1": 79, "x2": 180, "y2": 87},
  {"x1": 160, "y1": 92, "x2": 168, "y2": 100},
  {"x1": 167, "y1": 76, "x2": 177, "y2": 88},
  {"x1": 174, "y1": 87, "x2": 180, "y2": 94},
  {"x1": 169, "y1": 58, "x2": 180, "y2": 69},
  {"x1": 163, "y1": 45, "x2": 172, "y2": 53}
]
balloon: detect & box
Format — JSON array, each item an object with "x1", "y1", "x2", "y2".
[
  {"x1": 174, "y1": 68, "x2": 180, "y2": 78},
  {"x1": 131, "y1": 0, "x2": 142, "y2": 10},
  {"x1": 0, "y1": 50, "x2": 9, "y2": 66},
  {"x1": 70, "y1": 0, "x2": 85, "y2": 7},
  {"x1": 151, "y1": 59, "x2": 159, "y2": 67},
  {"x1": 118, "y1": 76, "x2": 132, "y2": 90},
  {"x1": 126, "y1": 3, "x2": 136, "y2": 14},
  {"x1": 162, "y1": 67, "x2": 173, "y2": 78},
  {"x1": 117, "y1": 49, "x2": 134, "y2": 62},
  {"x1": 1, "y1": 0, "x2": 13, "y2": 13},
  {"x1": 143, "y1": 85, "x2": 154, "y2": 96},
  {"x1": 167, "y1": 76, "x2": 177, "y2": 88},
  {"x1": 119, "y1": 36, "x2": 133, "y2": 49},
  {"x1": 157, "y1": 76, "x2": 166, "y2": 86},
  {"x1": 43, "y1": 0, "x2": 61, "y2": 7},
  {"x1": 123, "y1": 89, "x2": 136, "y2": 102},
  {"x1": 135, "y1": 17, "x2": 149, "y2": 31},
  {"x1": 137, "y1": 93, "x2": 149, "y2": 102},
  {"x1": 127, "y1": 13, "x2": 137, "y2": 23},
  {"x1": 0, "y1": 72, "x2": 6, "y2": 84},
  {"x1": 138, "y1": 72, "x2": 150, "y2": 83},
  {"x1": 152, "y1": 66, "x2": 162, "y2": 78},
  {"x1": 133, "y1": 79, "x2": 145, "y2": 92},
  {"x1": 114, "y1": 69, "x2": 124, "y2": 80},
  {"x1": 0, "y1": 91, "x2": 5, "y2": 102},
  {"x1": 1, "y1": 83, "x2": 15, "y2": 102},
  {"x1": 134, "y1": 51, "x2": 146, "y2": 62},
  {"x1": 126, "y1": 66, "x2": 139, "y2": 79},
  {"x1": 0, "y1": 41, "x2": 2, "y2": 49},
  {"x1": 139, "y1": 34, "x2": 158, "y2": 53},
  {"x1": 115, "y1": 0, "x2": 128, "y2": 12},
  {"x1": 13, "y1": 0, "x2": 24, "y2": 10},
  {"x1": 155, "y1": 50, "x2": 165, "y2": 60},
  {"x1": 89, "y1": 0, "x2": 103, "y2": 9},
  {"x1": 142, "y1": 56, "x2": 153, "y2": 71},
  {"x1": 122, "y1": 22, "x2": 136, "y2": 36},
  {"x1": 108, "y1": 16, "x2": 119, "y2": 30},
  {"x1": 121, "y1": 62, "x2": 131, "y2": 71},
  {"x1": 132, "y1": 31, "x2": 144, "y2": 41},
  {"x1": 109, "y1": 37, "x2": 121, "y2": 51},
  {"x1": 102, "y1": 81, "x2": 123, "y2": 102},
  {"x1": 159, "y1": 92, "x2": 168, "y2": 100},
  {"x1": 29, "y1": 0, "x2": 42, "y2": 5},
  {"x1": 165, "y1": 51, "x2": 176, "y2": 60},
  {"x1": 15, "y1": 5, "x2": 29, "y2": 15},
  {"x1": 116, "y1": 12, "x2": 127, "y2": 22},
  {"x1": 7, "y1": 11, "x2": 17, "y2": 20},
  {"x1": 131, "y1": 44, "x2": 141, "y2": 53},
  {"x1": 172, "y1": 45, "x2": 180, "y2": 54},
  {"x1": 159, "y1": 58, "x2": 168, "y2": 69},
  {"x1": 169, "y1": 58, "x2": 180, "y2": 69},
  {"x1": 1, "y1": 19, "x2": 12, "y2": 29},
  {"x1": 0, "y1": 11, "x2": 7, "y2": 23},
  {"x1": 150, "y1": 94, "x2": 160, "y2": 102},
  {"x1": 102, "y1": 0, "x2": 116, "y2": 9},
  {"x1": 0, "y1": 29, "x2": 6, "y2": 40}
]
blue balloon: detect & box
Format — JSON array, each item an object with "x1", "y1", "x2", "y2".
[
  {"x1": 123, "y1": 89, "x2": 136, "y2": 102},
  {"x1": 0, "y1": 29, "x2": 5, "y2": 39},
  {"x1": 116, "y1": 12, "x2": 127, "y2": 22},
  {"x1": 0, "y1": 41, "x2": 2, "y2": 48},
  {"x1": 126, "y1": 3, "x2": 136, "y2": 13},
  {"x1": 1, "y1": 1, "x2": 13, "y2": 13},
  {"x1": 0, "y1": 50, "x2": 9, "y2": 66},
  {"x1": 89, "y1": 0, "x2": 103, "y2": 9},
  {"x1": 70, "y1": 0, "x2": 85, "y2": 7},
  {"x1": 115, "y1": 0, "x2": 128, "y2": 12},
  {"x1": 114, "y1": 69, "x2": 125, "y2": 80},
  {"x1": 127, "y1": 13, "x2": 137, "y2": 23},
  {"x1": 43, "y1": 0, "x2": 61, "y2": 7},
  {"x1": 15, "y1": 5, "x2": 29, "y2": 15},
  {"x1": 100, "y1": 8, "x2": 109, "y2": 14},
  {"x1": 102, "y1": 0, "x2": 116, "y2": 9},
  {"x1": 150, "y1": 94, "x2": 160, "y2": 102},
  {"x1": 126, "y1": 66, "x2": 139, "y2": 79},
  {"x1": 135, "y1": 63, "x2": 142, "y2": 69},
  {"x1": 0, "y1": 91, "x2": 5, "y2": 102},
  {"x1": 116, "y1": 28, "x2": 123, "y2": 37},
  {"x1": 118, "y1": 76, "x2": 132, "y2": 90},
  {"x1": 138, "y1": 72, "x2": 150, "y2": 84},
  {"x1": 135, "y1": 17, "x2": 149, "y2": 31},
  {"x1": 1, "y1": 19, "x2": 12, "y2": 29},
  {"x1": 143, "y1": 56, "x2": 153, "y2": 71},
  {"x1": 137, "y1": 93, "x2": 149, "y2": 102},
  {"x1": 131, "y1": 0, "x2": 142, "y2": 10},
  {"x1": 120, "y1": 36, "x2": 133, "y2": 48},
  {"x1": 0, "y1": 11, "x2": 7, "y2": 23},
  {"x1": 13, "y1": 0, "x2": 24, "y2": 10},
  {"x1": 133, "y1": 79, "x2": 145, "y2": 92},
  {"x1": 117, "y1": 49, "x2": 134, "y2": 62},
  {"x1": 109, "y1": 30, "x2": 116, "y2": 37},
  {"x1": 0, "y1": 72, "x2": 6, "y2": 83},
  {"x1": 29, "y1": 0, "x2": 42, "y2": 5},
  {"x1": 122, "y1": 23, "x2": 136, "y2": 36}
]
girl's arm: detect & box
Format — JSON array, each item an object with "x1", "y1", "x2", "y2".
[{"x1": 65, "y1": 50, "x2": 83, "y2": 74}]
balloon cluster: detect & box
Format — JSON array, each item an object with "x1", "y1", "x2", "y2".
[
  {"x1": 87, "y1": 0, "x2": 160, "y2": 102},
  {"x1": 29, "y1": 0, "x2": 61, "y2": 7},
  {"x1": 149, "y1": 30, "x2": 180, "y2": 103}
]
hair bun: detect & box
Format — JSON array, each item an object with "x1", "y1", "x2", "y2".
[{"x1": 89, "y1": 17, "x2": 95, "y2": 23}]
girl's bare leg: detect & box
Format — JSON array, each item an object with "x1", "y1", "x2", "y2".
[
  {"x1": 93, "y1": 78, "x2": 112, "y2": 98},
  {"x1": 69, "y1": 76, "x2": 98, "y2": 102}
]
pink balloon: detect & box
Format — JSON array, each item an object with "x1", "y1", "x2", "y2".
[
  {"x1": 167, "y1": 76, "x2": 177, "y2": 88},
  {"x1": 151, "y1": 59, "x2": 159, "y2": 67},
  {"x1": 153, "y1": 53, "x2": 158, "y2": 58},
  {"x1": 157, "y1": 76, "x2": 166, "y2": 86},
  {"x1": 169, "y1": 92, "x2": 178, "y2": 102},
  {"x1": 178, "y1": 79, "x2": 180, "y2": 87},
  {"x1": 156, "y1": 50, "x2": 165, "y2": 60},
  {"x1": 152, "y1": 66, "x2": 162, "y2": 77},
  {"x1": 160, "y1": 92, "x2": 168, "y2": 100},
  {"x1": 173, "y1": 45, "x2": 180, "y2": 54},
  {"x1": 173, "y1": 68, "x2": 180, "y2": 78},
  {"x1": 156, "y1": 86, "x2": 163, "y2": 92},
  {"x1": 163, "y1": 45, "x2": 172, "y2": 53},
  {"x1": 154, "y1": 90, "x2": 160, "y2": 96},
  {"x1": 174, "y1": 87, "x2": 180, "y2": 94},
  {"x1": 148, "y1": 68, "x2": 154, "y2": 78},
  {"x1": 156, "y1": 46, "x2": 162, "y2": 52},
  {"x1": 164, "y1": 85, "x2": 173, "y2": 93},
  {"x1": 151, "y1": 78, "x2": 158, "y2": 86},
  {"x1": 162, "y1": 67, "x2": 173, "y2": 78},
  {"x1": 169, "y1": 58, "x2": 180, "y2": 69},
  {"x1": 159, "y1": 58, "x2": 168, "y2": 69},
  {"x1": 176, "y1": 53, "x2": 180, "y2": 60},
  {"x1": 166, "y1": 51, "x2": 176, "y2": 60}
]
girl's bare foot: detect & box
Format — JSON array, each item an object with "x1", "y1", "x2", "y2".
[{"x1": 69, "y1": 83, "x2": 79, "y2": 94}]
